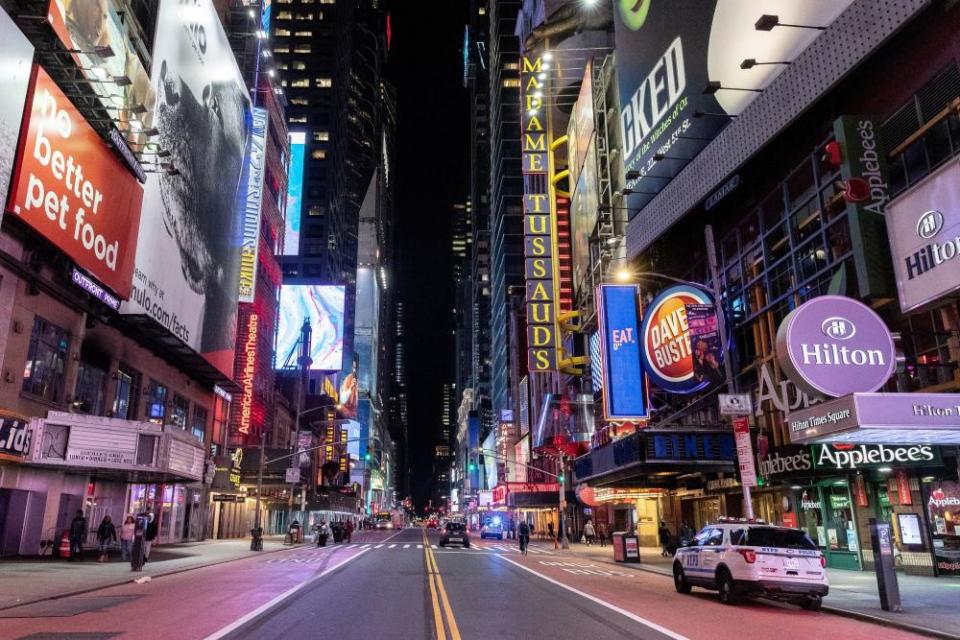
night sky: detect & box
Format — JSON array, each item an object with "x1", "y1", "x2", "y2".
[{"x1": 387, "y1": 2, "x2": 468, "y2": 509}]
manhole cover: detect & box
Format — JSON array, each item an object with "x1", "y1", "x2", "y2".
[{"x1": 0, "y1": 596, "x2": 140, "y2": 619}]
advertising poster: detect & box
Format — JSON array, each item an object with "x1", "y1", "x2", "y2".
[
  {"x1": 571, "y1": 141, "x2": 599, "y2": 298},
  {"x1": 338, "y1": 353, "x2": 359, "y2": 419},
  {"x1": 283, "y1": 131, "x2": 306, "y2": 255},
  {"x1": 685, "y1": 303, "x2": 724, "y2": 388},
  {"x1": 8, "y1": 67, "x2": 143, "y2": 299},
  {"x1": 275, "y1": 285, "x2": 345, "y2": 371},
  {"x1": 927, "y1": 481, "x2": 960, "y2": 575},
  {"x1": 121, "y1": 0, "x2": 252, "y2": 377},
  {"x1": 612, "y1": 0, "x2": 851, "y2": 212},
  {"x1": 597, "y1": 285, "x2": 647, "y2": 419},
  {"x1": 0, "y1": 9, "x2": 33, "y2": 221},
  {"x1": 238, "y1": 107, "x2": 268, "y2": 303}
]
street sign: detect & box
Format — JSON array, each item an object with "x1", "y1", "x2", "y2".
[
  {"x1": 719, "y1": 393, "x2": 753, "y2": 416},
  {"x1": 285, "y1": 467, "x2": 301, "y2": 484},
  {"x1": 733, "y1": 416, "x2": 758, "y2": 487}
]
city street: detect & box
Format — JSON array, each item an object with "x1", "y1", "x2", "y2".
[{"x1": 0, "y1": 528, "x2": 928, "y2": 640}]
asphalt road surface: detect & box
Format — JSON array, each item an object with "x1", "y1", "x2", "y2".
[{"x1": 0, "y1": 527, "x2": 924, "y2": 640}]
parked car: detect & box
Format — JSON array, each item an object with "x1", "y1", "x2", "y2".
[
  {"x1": 672, "y1": 518, "x2": 829, "y2": 610},
  {"x1": 439, "y1": 522, "x2": 470, "y2": 548}
]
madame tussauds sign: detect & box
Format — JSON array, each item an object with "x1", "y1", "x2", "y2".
[{"x1": 776, "y1": 295, "x2": 895, "y2": 398}]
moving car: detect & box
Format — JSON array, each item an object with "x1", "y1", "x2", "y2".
[
  {"x1": 426, "y1": 518, "x2": 439, "y2": 529},
  {"x1": 480, "y1": 515, "x2": 504, "y2": 540},
  {"x1": 672, "y1": 518, "x2": 829, "y2": 610},
  {"x1": 375, "y1": 513, "x2": 393, "y2": 530},
  {"x1": 439, "y1": 522, "x2": 470, "y2": 548}
]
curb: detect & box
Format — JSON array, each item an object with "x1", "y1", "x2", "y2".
[
  {"x1": 560, "y1": 550, "x2": 954, "y2": 640},
  {"x1": 0, "y1": 542, "x2": 299, "y2": 613}
]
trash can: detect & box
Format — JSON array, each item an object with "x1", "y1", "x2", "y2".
[
  {"x1": 612, "y1": 531, "x2": 640, "y2": 563},
  {"x1": 250, "y1": 527, "x2": 263, "y2": 551}
]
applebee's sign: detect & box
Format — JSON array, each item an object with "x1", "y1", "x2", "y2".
[
  {"x1": 812, "y1": 444, "x2": 939, "y2": 470},
  {"x1": 776, "y1": 296, "x2": 895, "y2": 397}
]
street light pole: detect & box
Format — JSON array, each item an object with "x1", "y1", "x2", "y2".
[{"x1": 286, "y1": 320, "x2": 312, "y2": 532}]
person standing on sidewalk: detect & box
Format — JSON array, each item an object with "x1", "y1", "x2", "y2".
[
  {"x1": 548, "y1": 521, "x2": 556, "y2": 549},
  {"x1": 345, "y1": 518, "x2": 354, "y2": 544},
  {"x1": 69, "y1": 510, "x2": 87, "y2": 561},
  {"x1": 120, "y1": 515, "x2": 136, "y2": 561},
  {"x1": 596, "y1": 522, "x2": 608, "y2": 547},
  {"x1": 96, "y1": 515, "x2": 117, "y2": 562},
  {"x1": 518, "y1": 520, "x2": 531, "y2": 555},
  {"x1": 143, "y1": 512, "x2": 158, "y2": 562},
  {"x1": 583, "y1": 520, "x2": 596, "y2": 546},
  {"x1": 658, "y1": 522, "x2": 671, "y2": 557}
]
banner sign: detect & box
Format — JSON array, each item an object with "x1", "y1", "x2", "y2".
[
  {"x1": 733, "y1": 416, "x2": 757, "y2": 487},
  {"x1": 646, "y1": 431, "x2": 735, "y2": 463},
  {"x1": 886, "y1": 157, "x2": 960, "y2": 312},
  {"x1": 0, "y1": 414, "x2": 31, "y2": 460},
  {"x1": 238, "y1": 107, "x2": 268, "y2": 303},
  {"x1": 685, "y1": 303, "x2": 724, "y2": 389},
  {"x1": 928, "y1": 481, "x2": 960, "y2": 575},
  {"x1": 598, "y1": 285, "x2": 648, "y2": 420},
  {"x1": 639, "y1": 285, "x2": 714, "y2": 393},
  {"x1": 283, "y1": 131, "x2": 306, "y2": 255},
  {"x1": 121, "y1": 0, "x2": 252, "y2": 377},
  {"x1": 46, "y1": 0, "x2": 156, "y2": 169},
  {"x1": 521, "y1": 50, "x2": 561, "y2": 371},
  {"x1": 8, "y1": 66, "x2": 143, "y2": 299},
  {"x1": 776, "y1": 295, "x2": 895, "y2": 398},
  {"x1": 0, "y1": 8, "x2": 33, "y2": 226}
]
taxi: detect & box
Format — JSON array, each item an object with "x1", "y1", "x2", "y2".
[{"x1": 672, "y1": 518, "x2": 829, "y2": 610}]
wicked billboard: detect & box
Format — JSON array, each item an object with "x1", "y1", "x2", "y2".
[{"x1": 120, "y1": 0, "x2": 252, "y2": 377}]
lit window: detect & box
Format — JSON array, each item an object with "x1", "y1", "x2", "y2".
[
  {"x1": 290, "y1": 116, "x2": 307, "y2": 123},
  {"x1": 502, "y1": 78, "x2": 520, "y2": 88},
  {"x1": 277, "y1": 11, "x2": 293, "y2": 19},
  {"x1": 291, "y1": 78, "x2": 310, "y2": 87},
  {"x1": 314, "y1": 131, "x2": 329, "y2": 141},
  {"x1": 275, "y1": 28, "x2": 291, "y2": 36},
  {"x1": 294, "y1": 31, "x2": 313, "y2": 37},
  {"x1": 316, "y1": 77, "x2": 332, "y2": 88},
  {"x1": 479, "y1": 6, "x2": 486, "y2": 15},
  {"x1": 504, "y1": 62, "x2": 519, "y2": 70},
  {"x1": 320, "y1": 0, "x2": 335, "y2": 3},
  {"x1": 293, "y1": 61, "x2": 307, "y2": 70},
  {"x1": 312, "y1": 150, "x2": 326, "y2": 159},
  {"x1": 294, "y1": 44, "x2": 312, "y2": 53},
  {"x1": 290, "y1": 98, "x2": 309, "y2": 105},
  {"x1": 274, "y1": 46, "x2": 289, "y2": 53},
  {"x1": 296, "y1": 13, "x2": 314, "y2": 20}
]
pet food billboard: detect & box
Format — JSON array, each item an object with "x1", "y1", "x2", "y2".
[{"x1": 121, "y1": 0, "x2": 252, "y2": 377}]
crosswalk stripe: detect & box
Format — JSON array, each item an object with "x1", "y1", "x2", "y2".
[
  {"x1": 431, "y1": 544, "x2": 438, "y2": 549},
  {"x1": 375, "y1": 544, "x2": 384, "y2": 549},
  {"x1": 403, "y1": 544, "x2": 410, "y2": 549},
  {"x1": 358, "y1": 544, "x2": 370, "y2": 549},
  {"x1": 389, "y1": 544, "x2": 397, "y2": 549},
  {"x1": 417, "y1": 544, "x2": 423, "y2": 549}
]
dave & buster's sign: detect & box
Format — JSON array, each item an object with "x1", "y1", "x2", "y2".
[
  {"x1": 639, "y1": 285, "x2": 718, "y2": 394},
  {"x1": 7, "y1": 67, "x2": 143, "y2": 299}
]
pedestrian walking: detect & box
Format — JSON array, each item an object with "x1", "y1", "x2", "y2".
[
  {"x1": 143, "y1": 512, "x2": 158, "y2": 562},
  {"x1": 547, "y1": 521, "x2": 556, "y2": 549},
  {"x1": 597, "y1": 522, "x2": 608, "y2": 547},
  {"x1": 120, "y1": 515, "x2": 136, "y2": 561},
  {"x1": 96, "y1": 515, "x2": 117, "y2": 562},
  {"x1": 315, "y1": 520, "x2": 330, "y2": 547},
  {"x1": 345, "y1": 518, "x2": 354, "y2": 544},
  {"x1": 583, "y1": 520, "x2": 596, "y2": 546},
  {"x1": 518, "y1": 520, "x2": 531, "y2": 556},
  {"x1": 69, "y1": 510, "x2": 87, "y2": 561},
  {"x1": 658, "y1": 522, "x2": 671, "y2": 557}
]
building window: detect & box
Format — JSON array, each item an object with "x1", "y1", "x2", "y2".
[
  {"x1": 316, "y1": 77, "x2": 332, "y2": 88},
  {"x1": 291, "y1": 78, "x2": 310, "y2": 88},
  {"x1": 290, "y1": 116, "x2": 307, "y2": 123},
  {"x1": 294, "y1": 31, "x2": 313, "y2": 37},
  {"x1": 171, "y1": 394, "x2": 189, "y2": 429},
  {"x1": 113, "y1": 366, "x2": 140, "y2": 420},
  {"x1": 502, "y1": 78, "x2": 520, "y2": 88},
  {"x1": 146, "y1": 380, "x2": 168, "y2": 425},
  {"x1": 290, "y1": 98, "x2": 309, "y2": 106},
  {"x1": 74, "y1": 361, "x2": 107, "y2": 415},
  {"x1": 314, "y1": 131, "x2": 329, "y2": 142},
  {"x1": 275, "y1": 28, "x2": 291, "y2": 37},
  {"x1": 311, "y1": 150, "x2": 326, "y2": 159},
  {"x1": 292, "y1": 61, "x2": 307, "y2": 70},
  {"x1": 22, "y1": 317, "x2": 69, "y2": 404},
  {"x1": 192, "y1": 406, "x2": 208, "y2": 443},
  {"x1": 137, "y1": 434, "x2": 158, "y2": 465},
  {"x1": 212, "y1": 393, "x2": 230, "y2": 450},
  {"x1": 294, "y1": 44, "x2": 312, "y2": 53}
]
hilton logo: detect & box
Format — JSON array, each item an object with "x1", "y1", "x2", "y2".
[
  {"x1": 821, "y1": 317, "x2": 855, "y2": 340},
  {"x1": 905, "y1": 209, "x2": 960, "y2": 280},
  {"x1": 917, "y1": 210, "x2": 944, "y2": 239}
]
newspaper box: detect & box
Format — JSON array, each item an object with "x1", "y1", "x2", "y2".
[{"x1": 612, "y1": 531, "x2": 640, "y2": 563}]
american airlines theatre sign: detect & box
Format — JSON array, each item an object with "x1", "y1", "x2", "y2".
[{"x1": 778, "y1": 296, "x2": 960, "y2": 445}]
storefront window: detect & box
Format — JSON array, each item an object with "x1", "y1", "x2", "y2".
[
  {"x1": 798, "y1": 487, "x2": 826, "y2": 549},
  {"x1": 927, "y1": 481, "x2": 960, "y2": 576},
  {"x1": 171, "y1": 394, "x2": 189, "y2": 429},
  {"x1": 192, "y1": 406, "x2": 208, "y2": 442},
  {"x1": 823, "y1": 483, "x2": 859, "y2": 553},
  {"x1": 113, "y1": 366, "x2": 140, "y2": 420},
  {"x1": 146, "y1": 380, "x2": 168, "y2": 425},
  {"x1": 74, "y1": 361, "x2": 106, "y2": 415},
  {"x1": 22, "y1": 317, "x2": 70, "y2": 403}
]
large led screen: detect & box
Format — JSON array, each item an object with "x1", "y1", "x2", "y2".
[
  {"x1": 275, "y1": 285, "x2": 345, "y2": 371},
  {"x1": 283, "y1": 131, "x2": 306, "y2": 255}
]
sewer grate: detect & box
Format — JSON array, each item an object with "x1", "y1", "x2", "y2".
[{"x1": 0, "y1": 596, "x2": 140, "y2": 619}]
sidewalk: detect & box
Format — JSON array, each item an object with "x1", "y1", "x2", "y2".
[
  {"x1": 0, "y1": 535, "x2": 294, "y2": 611},
  {"x1": 559, "y1": 542, "x2": 960, "y2": 639}
]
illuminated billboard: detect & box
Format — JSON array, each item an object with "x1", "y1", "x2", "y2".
[
  {"x1": 275, "y1": 285, "x2": 345, "y2": 371},
  {"x1": 238, "y1": 107, "x2": 268, "y2": 303},
  {"x1": 0, "y1": 8, "x2": 33, "y2": 225},
  {"x1": 120, "y1": 0, "x2": 252, "y2": 377},
  {"x1": 597, "y1": 285, "x2": 648, "y2": 420},
  {"x1": 283, "y1": 131, "x2": 306, "y2": 255}
]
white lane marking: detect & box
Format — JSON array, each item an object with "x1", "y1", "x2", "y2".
[
  {"x1": 403, "y1": 544, "x2": 411, "y2": 549},
  {"x1": 417, "y1": 544, "x2": 424, "y2": 549},
  {"x1": 205, "y1": 548, "x2": 369, "y2": 640},
  {"x1": 375, "y1": 544, "x2": 384, "y2": 549},
  {"x1": 495, "y1": 554, "x2": 689, "y2": 640},
  {"x1": 389, "y1": 544, "x2": 397, "y2": 549},
  {"x1": 431, "y1": 544, "x2": 438, "y2": 549},
  {"x1": 358, "y1": 544, "x2": 370, "y2": 549}
]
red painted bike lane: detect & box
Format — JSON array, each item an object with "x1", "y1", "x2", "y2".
[
  {"x1": 0, "y1": 543, "x2": 368, "y2": 640},
  {"x1": 496, "y1": 554, "x2": 924, "y2": 640}
]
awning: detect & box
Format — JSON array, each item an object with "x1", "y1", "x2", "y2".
[{"x1": 788, "y1": 393, "x2": 960, "y2": 445}]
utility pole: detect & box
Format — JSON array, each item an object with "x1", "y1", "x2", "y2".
[
  {"x1": 286, "y1": 320, "x2": 312, "y2": 531},
  {"x1": 705, "y1": 224, "x2": 754, "y2": 520},
  {"x1": 557, "y1": 453, "x2": 569, "y2": 549}
]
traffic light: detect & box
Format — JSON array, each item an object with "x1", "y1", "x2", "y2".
[
  {"x1": 364, "y1": 452, "x2": 372, "y2": 462},
  {"x1": 557, "y1": 473, "x2": 565, "y2": 482},
  {"x1": 468, "y1": 461, "x2": 477, "y2": 472}
]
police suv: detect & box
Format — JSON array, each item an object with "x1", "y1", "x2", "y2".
[{"x1": 672, "y1": 518, "x2": 829, "y2": 610}]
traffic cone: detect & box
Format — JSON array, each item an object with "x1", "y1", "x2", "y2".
[{"x1": 58, "y1": 531, "x2": 71, "y2": 558}]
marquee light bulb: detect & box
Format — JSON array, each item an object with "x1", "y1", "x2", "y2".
[{"x1": 543, "y1": 51, "x2": 554, "y2": 61}]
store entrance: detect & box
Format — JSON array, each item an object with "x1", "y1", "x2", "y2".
[{"x1": 796, "y1": 480, "x2": 861, "y2": 571}]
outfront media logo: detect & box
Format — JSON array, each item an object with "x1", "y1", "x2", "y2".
[{"x1": 618, "y1": 0, "x2": 652, "y2": 30}]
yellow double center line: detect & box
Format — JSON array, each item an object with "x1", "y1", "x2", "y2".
[{"x1": 423, "y1": 529, "x2": 461, "y2": 640}]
